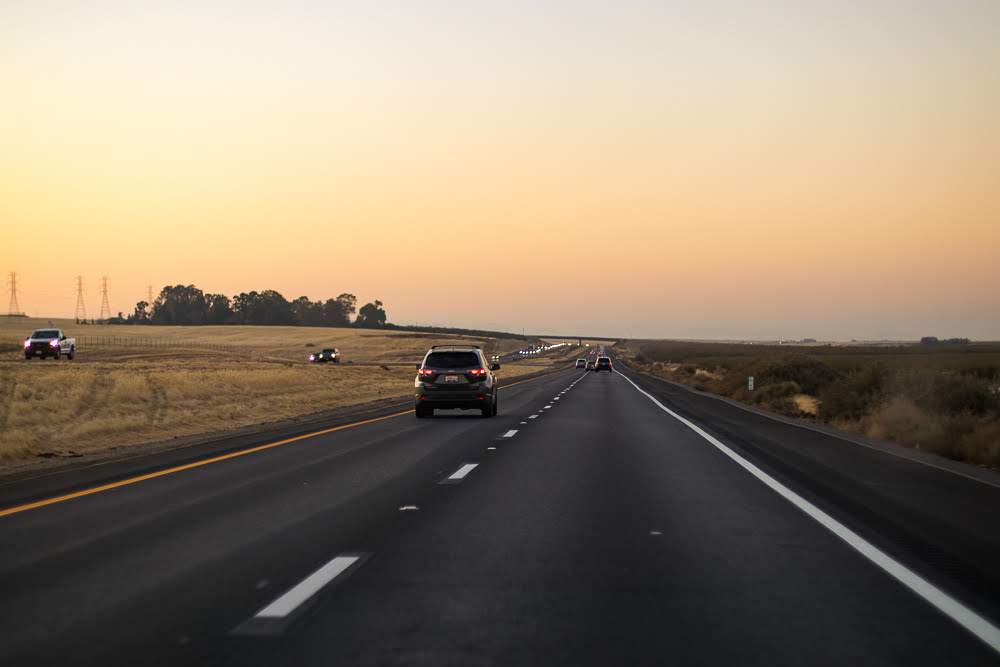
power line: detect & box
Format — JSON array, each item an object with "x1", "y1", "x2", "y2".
[
  {"x1": 99, "y1": 276, "x2": 111, "y2": 321},
  {"x1": 6, "y1": 271, "x2": 24, "y2": 316},
  {"x1": 75, "y1": 276, "x2": 87, "y2": 322}
]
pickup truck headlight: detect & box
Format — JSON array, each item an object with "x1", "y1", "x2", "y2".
[
  {"x1": 23, "y1": 340, "x2": 30, "y2": 348},
  {"x1": 49, "y1": 340, "x2": 60, "y2": 348}
]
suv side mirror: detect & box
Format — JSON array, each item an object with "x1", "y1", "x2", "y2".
[{"x1": 490, "y1": 363, "x2": 500, "y2": 371}]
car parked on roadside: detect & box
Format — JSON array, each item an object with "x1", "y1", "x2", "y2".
[
  {"x1": 309, "y1": 348, "x2": 340, "y2": 363},
  {"x1": 415, "y1": 345, "x2": 500, "y2": 418},
  {"x1": 24, "y1": 329, "x2": 75, "y2": 360}
]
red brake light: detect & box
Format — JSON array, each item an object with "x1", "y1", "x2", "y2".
[
  {"x1": 468, "y1": 368, "x2": 487, "y2": 376},
  {"x1": 418, "y1": 368, "x2": 434, "y2": 377}
]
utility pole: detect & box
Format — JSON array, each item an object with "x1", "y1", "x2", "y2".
[
  {"x1": 75, "y1": 276, "x2": 87, "y2": 323},
  {"x1": 98, "y1": 276, "x2": 111, "y2": 322},
  {"x1": 6, "y1": 271, "x2": 23, "y2": 316}
]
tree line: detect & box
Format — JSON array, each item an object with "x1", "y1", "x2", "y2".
[{"x1": 112, "y1": 284, "x2": 387, "y2": 328}]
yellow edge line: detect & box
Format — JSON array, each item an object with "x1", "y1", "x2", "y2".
[
  {"x1": 0, "y1": 410, "x2": 412, "y2": 518},
  {"x1": 0, "y1": 365, "x2": 568, "y2": 519}
]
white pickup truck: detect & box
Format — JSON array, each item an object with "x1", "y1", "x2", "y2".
[{"x1": 24, "y1": 328, "x2": 76, "y2": 360}]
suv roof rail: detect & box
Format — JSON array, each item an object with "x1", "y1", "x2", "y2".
[{"x1": 430, "y1": 344, "x2": 480, "y2": 349}]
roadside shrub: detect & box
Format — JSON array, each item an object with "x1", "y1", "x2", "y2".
[
  {"x1": 818, "y1": 365, "x2": 887, "y2": 421},
  {"x1": 890, "y1": 370, "x2": 998, "y2": 417},
  {"x1": 963, "y1": 366, "x2": 1000, "y2": 382},
  {"x1": 753, "y1": 381, "x2": 801, "y2": 404},
  {"x1": 866, "y1": 397, "x2": 946, "y2": 452},
  {"x1": 757, "y1": 356, "x2": 837, "y2": 394},
  {"x1": 769, "y1": 397, "x2": 802, "y2": 416},
  {"x1": 957, "y1": 421, "x2": 1000, "y2": 467},
  {"x1": 819, "y1": 380, "x2": 869, "y2": 421},
  {"x1": 930, "y1": 373, "x2": 998, "y2": 416}
]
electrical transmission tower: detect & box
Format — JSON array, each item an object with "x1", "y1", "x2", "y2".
[
  {"x1": 6, "y1": 271, "x2": 24, "y2": 316},
  {"x1": 99, "y1": 276, "x2": 111, "y2": 321},
  {"x1": 75, "y1": 276, "x2": 87, "y2": 323}
]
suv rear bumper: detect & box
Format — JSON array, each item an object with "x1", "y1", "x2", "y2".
[{"x1": 416, "y1": 386, "x2": 492, "y2": 409}]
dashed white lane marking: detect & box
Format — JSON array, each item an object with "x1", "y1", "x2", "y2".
[
  {"x1": 529, "y1": 415, "x2": 539, "y2": 419},
  {"x1": 520, "y1": 421, "x2": 528, "y2": 424},
  {"x1": 618, "y1": 371, "x2": 1000, "y2": 656},
  {"x1": 439, "y1": 463, "x2": 478, "y2": 484},
  {"x1": 502, "y1": 429, "x2": 518, "y2": 438},
  {"x1": 254, "y1": 555, "x2": 361, "y2": 619},
  {"x1": 543, "y1": 405, "x2": 552, "y2": 410}
]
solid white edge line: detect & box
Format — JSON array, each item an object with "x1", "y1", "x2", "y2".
[
  {"x1": 618, "y1": 370, "x2": 1000, "y2": 655},
  {"x1": 448, "y1": 463, "x2": 478, "y2": 480},
  {"x1": 255, "y1": 555, "x2": 360, "y2": 619},
  {"x1": 502, "y1": 429, "x2": 518, "y2": 438}
]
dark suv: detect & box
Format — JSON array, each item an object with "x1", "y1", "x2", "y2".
[
  {"x1": 415, "y1": 346, "x2": 500, "y2": 418},
  {"x1": 595, "y1": 356, "x2": 613, "y2": 373}
]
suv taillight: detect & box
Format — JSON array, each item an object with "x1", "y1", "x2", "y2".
[
  {"x1": 466, "y1": 367, "x2": 488, "y2": 380},
  {"x1": 418, "y1": 368, "x2": 435, "y2": 377}
]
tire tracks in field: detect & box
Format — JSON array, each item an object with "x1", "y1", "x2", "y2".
[
  {"x1": 145, "y1": 374, "x2": 167, "y2": 425},
  {"x1": 0, "y1": 373, "x2": 16, "y2": 434},
  {"x1": 66, "y1": 370, "x2": 115, "y2": 428}
]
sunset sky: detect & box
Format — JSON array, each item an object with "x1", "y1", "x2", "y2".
[{"x1": 2, "y1": 1, "x2": 998, "y2": 339}]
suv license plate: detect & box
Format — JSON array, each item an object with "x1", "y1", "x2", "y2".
[{"x1": 444, "y1": 375, "x2": 459, "y2": 383}]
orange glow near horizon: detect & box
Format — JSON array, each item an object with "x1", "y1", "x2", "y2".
[{"x1": 2, "y1": 2, "x2": 998, "y2": 339}]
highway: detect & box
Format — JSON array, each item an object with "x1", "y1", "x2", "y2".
[{"x1": 1, "y1": 353, "x2": 999, "y2": 665}]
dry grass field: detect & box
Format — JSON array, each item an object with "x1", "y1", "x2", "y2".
[
  {"x1": 0, "y1": 318, "x2": 577, "y2": 464},
  {"x1": 0, "y1": 317, "x2": 516, "y2": 363}
]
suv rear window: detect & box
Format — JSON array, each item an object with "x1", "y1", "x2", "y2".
[
  {"x1": 597, "y1": 357, "x2": 611, "y2": 364},
  {"x1": 424, "y1": 351, "x2": 480, "y2": 369}
]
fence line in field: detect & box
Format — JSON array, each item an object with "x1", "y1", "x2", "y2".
[{"x1": 3, "y1": 335, "x2": 247, "y2": 356}]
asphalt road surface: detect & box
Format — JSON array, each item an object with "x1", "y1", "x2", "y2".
[{"x1": 1, "y1": 358, "x2": 999, "y2": 665}]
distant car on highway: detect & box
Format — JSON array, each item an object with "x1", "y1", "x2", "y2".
[
  {"x1": 586, "y1": 360, "x2": 596, "y2": 371},
  {"x1": 415, "y1": 345, "x2": 500, "y2": 418},
  {"x1": 576, "y1": 358, "x2": 587, "y2": 368},
  {"x1": 24, "y1": 329, "x2": 75, "y2": 360},
  {"x1": 309, "y1": 348, "x2": 340, "y2": 363},
  {"x1": 595, "y1": 356, "x2": 613, "y2": 373}
]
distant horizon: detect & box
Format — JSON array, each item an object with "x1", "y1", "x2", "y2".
[{"x1": 6, "y1": 312, "x2": 996, "y2": 346}]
